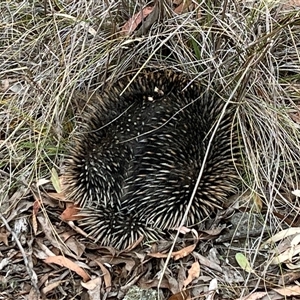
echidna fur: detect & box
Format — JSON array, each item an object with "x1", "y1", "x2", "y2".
[{"x1": 64, "y1": 70, "x2": 240, "y2": 249}]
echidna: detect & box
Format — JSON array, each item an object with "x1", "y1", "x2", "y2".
[{"x1": 64, "y1": 69, "x2": 239, "y2": 249}]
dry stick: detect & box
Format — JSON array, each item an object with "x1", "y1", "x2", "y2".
[
  {"x1": 157, "y1": 56, "x2": 257, "y2": 297},
  {"x1": 0, "y1": 213, "x2": 40, "y2": 295}
]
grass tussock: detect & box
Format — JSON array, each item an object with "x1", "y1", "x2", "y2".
[{"x1": 1, "y1": 0, "x2": 300, "y2": 298}]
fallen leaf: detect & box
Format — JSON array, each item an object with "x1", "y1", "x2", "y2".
[
  {"x1": 42, "y1": 280, "x2": 63, "y2": 295},
  {"x1": 61, "y1": 204, "x2": 82, "y2": 221},
  {"x1": 193, "y1": 252, "x2": 222, "y2": 272},
  {"x1": 198, "y1": 227, "x2": 224, "y2": 240},
  {"x1": 261, "y1": 227, "x2": 300, "y2": 248},
  {"x1": 82, "y1": 277, "x2": 101, "y2": 299},
  {"x1": 271, "y1": 244, "x2": 300, "y2": 265},
  {"x1": 237, "y1": 291, "x2": 268, "y2": 300},
  {"x1": 0, "y1": 230, "x2": 9, "y2": 246},
  {"x1": 0, "y1": 258, "x2": 10, "y2": 270},
  {"x1": 167, "y1": 275, "x2": 180, "y2": 295},
  {"x1": 207, "y1": 278, "x2": 218, "y2": 300},
  {"x1": 273, "y1": 285, "x2": 300, "y2": 296},
  {"x1": 235, "y1": 253, "x2": 253, "y2": 273},
  {"x1": 94, "y1": 261, "x2": 112, "y2": 292},
  {"x1": 64, "y1": 237, "x2": 85, "y2": 257},
  {"x1": 173, "y1": 244, "x2": 196, "y2": 260},
  {"x1": 139, "y1": 278, "x2": 170, "y2": 290},
  {"x1": 149, "y1": 244, "x2": 196, "y2": 260},
  {"x1": 121, "y1": 6, "x2": 154, "y2": 35},
  {"x1": 81, "y1": 277, "x2": 102, "y2": 290},
  {"x1": 47, "y1": 191, "x2": 67, "y2": 202},
  {"x1": 167, "y1": 290, "x2": 190, "y2": 300},
  {"x1": 148, "y1": 252, "x2": 170, "y2": 259},
  {"x1": 183, "y1": 261, "x2": 200, "y2": 287},
  {"x1": 32, "y1": 199, "x2": 41, "y2": 235},
  {"x1": 174, "y1": 0, "x2": 193, "y2": 14},
  {"x1": 37, "y1": 215, "x2": 81, "y2": 258},
  {"x1": 32, "y1": 199, "x2": 41, "y2": 215},
  {"x1": 44, "y1": 255, "x2": 90, "y2": 282},
  {"x1": 278, "y1": 271, "x2": 300, "y2": 285},
  {"x1": 283, "y1": 0, "x2": 300, "y2": 9},
  {"x1": 35, "y1": 239, "x2": 56, "y2": 258}
]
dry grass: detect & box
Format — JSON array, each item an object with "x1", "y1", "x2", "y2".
[{"x1": 1, "y1": 0, "x2": 300, "y2": 299}]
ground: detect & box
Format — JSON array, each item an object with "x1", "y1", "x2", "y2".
[{"x1": 1, "y1": 0, "x2": 300, "y2": 299}]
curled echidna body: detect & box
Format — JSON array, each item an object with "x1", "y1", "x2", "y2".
[{"x1": 64, "y1": 70, "x2": 239, "y2": 249}]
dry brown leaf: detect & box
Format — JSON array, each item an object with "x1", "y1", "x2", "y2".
[
  {"x1": 121, "y1": 6, "x2": 154, "y2": 35},
  {"x1": 60, "y1": 230, "x2": 77, "y2": 242},
  {"x1": 0, "y1": 230, "x2": 9, "y2": 246},
  {"x1": 32, "y1": 199, "x2": 40, "y2": 235},
  {"x1": 44, "y1": 255, "x2": 90, "y2": 282},
  {"x1": 106, "y1": 257, "x2": 135, "y2": 272},
  {"x1": 149, "y1": 244, "x2": 196, "y2": 260},
  {"x1": 183, "y1": 261, "x2": 200, "y2": 287},
  {"x1": 81, "y1": 277, "x2": 102, "y2": 290},
  {"x1": 28, "y1": 287, "x2": 41, "y2": 300},
  {"x1": 167, "y1": 290, "x2": 190, "y2": 300},
  {"x1": 278, "y1": 271, "x2": 300, "y2": 285},
  {"x1": 60, "y1": 203, "x2": 82, "y2": 221},
  {"x1": 148, "y1": 251, "x2": 170, "y2": 258},
  {"x1": 237, "y1": 291, "x2": 268, "y2": 300},
  {"x1": 283, "y1": 0, "x2": 300, "y2": 9},
  {"x1": 173, "y1": 0, "x2": 193, "y2": 14},
  {"x1": 139, "y1": 278, "x2": 170, "y2": 290},
  {"x1": 37, "y1": 215, "x2": 79, "y2": 258},
  {"x1": 32, "y1": 199, "x2": 41, "y2": 214},
  {"x1": 47, "y1": 191, "x2": 67, "y2": 202},
  {"x1": 94, "y1": 260, "x2": 112, "y2": 292},
  {"x1": 81, "y1": 277, "x2": 101, "y2": 299},
  {"x1": 64, "y1": 236, "x2": 85, "y2": 257},
  {"x1": 34, "y1": 240, "x2": 56, "y2": 259},
  {"x1": 198, "y1": 227, "x2": 224, "y2": 240},
  {"x1": 173, "y1": 244, "x2": 196, "y2": 260},
  {"x1": 38, "y1": 273, "x2": 51, "y2": 289},
  {"x1": 86, "y1": 252, "x2": 136, "y2": 273},
  {"x1": 166, "y1": 275, "x2": 180, "y2": 294},
  {"x1": 273, "y1": 285, "x2": 300, "y2": 296},
  {"x1": 177, "y1": 264, "x2": 186, "y2": 288},
  {"x1": 42, "y1": 280, "x2": 63, "y2": 295},
  {"x1": 193, "y1": 252, "x2": 222, "y2": 273}
]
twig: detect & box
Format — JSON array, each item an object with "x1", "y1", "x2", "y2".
[{"x1": 0, "y1": 213, "x2": 40, "y2": 295}]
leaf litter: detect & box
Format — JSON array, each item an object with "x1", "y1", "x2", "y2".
[
  {"x1": 1, "y1": 0, "x2": 300, "y2": 299},
  {"x1": 2, "y1": 180, "x2": 300, "y2": 299}
]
